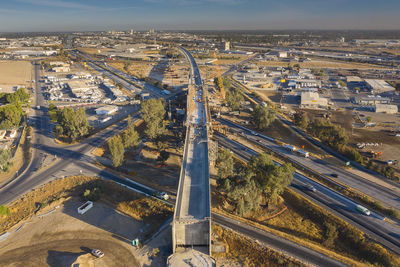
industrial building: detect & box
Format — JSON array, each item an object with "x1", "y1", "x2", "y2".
[
  {"x1": 221, "y1": 41, "x2": 230, "y2": 51},
  {"x1": 295, "y1": 79, "x2": 321, "y2": 89},
  {"x1": 374, "y1": 104, "x2": 398, "y2": 114},
  {"x1": 95, "y1": 105, "x2": 119, "y2": 116},
  {"x1": 365, "y1": 79, "x2": 395, "y2": 93},
  {"x1": 300, "y1": 91, "x2": 328, "y2": 109},
  {"x1": 353, "y1": 95, "x2": 391, "y2": 105}
]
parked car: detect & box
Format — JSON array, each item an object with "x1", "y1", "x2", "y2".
[{"x1": 91, "y1": 249, "x2": 104, "y2": 258}]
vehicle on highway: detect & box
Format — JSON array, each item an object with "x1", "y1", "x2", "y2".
[
  {"x1": 91, "y1": 249, "x2": 104, "y2": 258},
  {"x1": 36, "y1": 105, "x2": 40, "y2": 110},
  {"x1": 330, "y1": 173, "x2": 338, "y2": 178},
  {"x1": 356, "y1": 205, "x2": 371, "y2": 216},
  {"x1": 305, "y1": 184, "x2": 317, "y2": 192},
  {"x1": 154, "y1": 191, "x2": 169, "y2": 200}
]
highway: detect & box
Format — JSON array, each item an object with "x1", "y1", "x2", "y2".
[
  {"x1": 218, "y1": 117, "x2": 400, "y2": 211},
  {"x1": 214, "y1": 133, "x2": 400, "y2": 255},
  {"x1": 0, "y1": 42, "x2": 396, "y2": 265}
]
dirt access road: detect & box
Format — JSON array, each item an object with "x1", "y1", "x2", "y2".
[{"x1": 0, "y1": 199, "x2": 140, "y2": 267}]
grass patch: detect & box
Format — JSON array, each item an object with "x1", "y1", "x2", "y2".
[{"x1": 212, "y1": 224, "x2": 305, "y2": 267}]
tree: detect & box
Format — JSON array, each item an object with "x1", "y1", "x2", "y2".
[
  {"x1": 56, "y1": 107, "x2": 89, "y2": 142},
  {"x1": 252, "y1": 105, "x2": 276, "y2": 130},
  {"x1": 0, "y1": 104, "x2": 23, "y2": 129},
  {"x1": 216, "y1": 148, "x2": 234, "y2": 179},
  {"x1": 293, "y1": 111, "x2": 309, "y2": 129},
  {"x1": 141, "y1": 98, "x2": 166, "y2": 140},
  {"x1": 157, "y1": 150, "x2": 170, "y2": 164},
  {"x1": 107, "y1": 135, "x2": 124, "y2": 167},
  {"x1": 225, "y1": 87, "x2": 244, "y2": 111},
  {"x1": 0, "y1": 149, "x2": 11, "y2": 172},
  {"x1": 214, "y1": 77, "x2": 231, "y2": 92},
  {"x1": 247, "y1": 153, "x2": 295, "y2": 203},
  {"x1": 6, "y1": 88, "x2": 29, "y2": 104},
  {"x1": 122, "y1": 116, "x2": 140, "y2": 149}
]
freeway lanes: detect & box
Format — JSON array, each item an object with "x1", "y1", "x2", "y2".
[
  {"x1": 212, "y1": 214, "x2": 347, "y2": 267},
  {"x1": 219, "y1": 118, "x2": 400, "y2": 210},
  {"x1": 214, "y1": 133, "x2": 400, "y2": 255}
]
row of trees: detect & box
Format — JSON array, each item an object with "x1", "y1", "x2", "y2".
[
  {"x1": 0, "y1": 88, "x2": 30, "y2": 105},
  {"x1": 54, "y1": 107, "x2": 90, "y2": 142},
  {"x1": 214, "y1": 76, "x2": 277, "y2": 131},
  {"x1": 107, "y1": 116, "x2": 140, "y2": 167},
  {"x1": 216, "y1": 149, "x2": 294, "y2": 216},
  {"x1": 293, "y1": 111, "x2": 363, "y2": 163}
]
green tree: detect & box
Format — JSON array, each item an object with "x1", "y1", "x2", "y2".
[
  {"x1": 56, "y1": 107, "x2": 89, "y2": 142},
  {"x1": 107, "y1": 135, "x2": 124, "y2": 167},
  {"x1": 247, "y1": 153, "x2": 295, "y2": 203},
  {"x1": 0, "y1": 103, "x2": 23, "y2": 129},
  {"x1": 293, "y1": 110, "x2": 309, "y2": 129},
  {"x1": 122, "y1": 116, "x2": 140, "y2": 149},
  {"x1": 141, "y1": 98, "x2": 166, "y2": 140},
  {"x1": 213, "y1": 77, "x2": 231, "y2": 92},
  {"x1": 252, "y1": 105, "x2": 276, "y2": 130},
  {"x1": 216, "y1": 148, "x2": 234, "y2": 179},
  {"x1": 157, "y1": 150, "x2": 170, "y2": 164},
  {"x1": 0, "y1": 149, "x2": 11, "y2": 172},
  {"x1": 0, "y1": 205, "x2": 10, "y2": 216},
  {"x1": 225, "y1": 87, "x2": 244, "y2": 111}
]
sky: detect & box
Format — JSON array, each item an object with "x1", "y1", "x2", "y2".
[{"x1": 0, "y1": 0, "x2": 399, "y2": 32}]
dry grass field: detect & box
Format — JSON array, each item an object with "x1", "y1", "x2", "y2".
[{"x1": 0, "y1": 61, "x2": 33, "y2": 92}]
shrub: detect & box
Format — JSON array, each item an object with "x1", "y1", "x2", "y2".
[{"x1": 0, "y1": 205, "x2": 10, "y2": 216}]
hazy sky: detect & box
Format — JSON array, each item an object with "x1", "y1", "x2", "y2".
[{"x1": 0, "y1": 0, "x2": 399, "y2": 32}]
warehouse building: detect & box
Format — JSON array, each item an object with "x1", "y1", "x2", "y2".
[
  {"x1": 365, "y1": 79, "x2": 395, "y2": 93},
  {"x1": 95, "y1": 105, "x2": 119, "y2": 116},
  {"x1": 374, "y1": 104, "x2": 398, "y2": 114},
  {"x1": 353, "y1": 95, "x2": 391, "y2": 105},
  {"x1": 300, "y1": 92, "x2": 328, "y2": 109}
]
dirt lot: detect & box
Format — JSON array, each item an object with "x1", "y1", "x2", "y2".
[
  {"x1": 0, "y1": 198, "x2": 140, "y2": 267},
  {"x1": 0, "y1": 61, "x2": 33, "y2": 92}
]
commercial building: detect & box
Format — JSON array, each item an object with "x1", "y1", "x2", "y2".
[
  {"x1": 300, "y1": 91, "x2": 328, "y2": 109},
  {"x1": 375, "y1": 104, "x2": 398, "y2": 114}
]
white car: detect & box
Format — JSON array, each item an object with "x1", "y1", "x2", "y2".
[{"x1": 91, "y1": 249, "x2": 104, "y2": 258}]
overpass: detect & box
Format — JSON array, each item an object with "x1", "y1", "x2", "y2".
[{"x1": 168, "y1": 48, "x2": 214, "y2": 266}]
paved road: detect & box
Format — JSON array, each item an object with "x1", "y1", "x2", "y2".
[
  {"x1": 217, "y1": 118, "x2": 400, "y2": 211},
  {"x1": 214, "y1": 133, "x2": 400, "y2": 255}
]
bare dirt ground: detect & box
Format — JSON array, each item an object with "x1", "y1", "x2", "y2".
[
  {"x1": 0, "y1": 198, "x2": 140, "y2": 267},
  {"x1": 0, "y1": 61, "x2": 33, "y2": 92}
]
